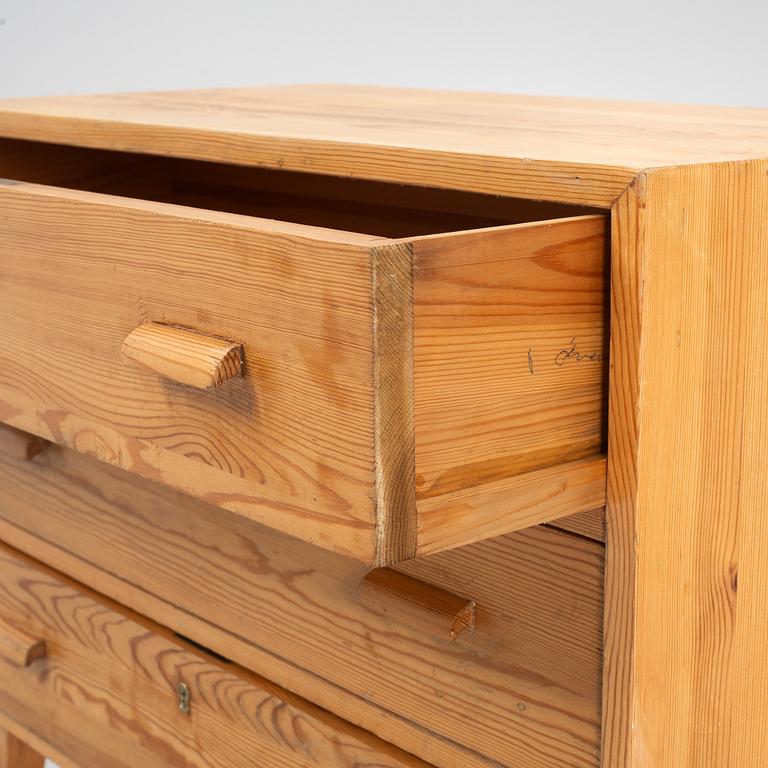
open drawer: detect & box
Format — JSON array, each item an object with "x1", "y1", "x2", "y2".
[{"x1": 0, "y1": 138, "x2": 608, "y2": 565}]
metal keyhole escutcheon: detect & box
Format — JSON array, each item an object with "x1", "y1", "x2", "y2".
[{"x1": 177, "y1": 681, "x2": 191, "y2": 715}]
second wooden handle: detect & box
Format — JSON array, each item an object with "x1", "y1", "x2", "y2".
[
  {"x1": 359, "y1": 568, "x2": 476, "y2": 640},
  {"x1": 122, "y1": 323, "x2": 244, "y2": 389},
  {"x1": 0, "y1": 424, "x2": 50, "y2": 461},
  {"x1": 0, "y1": 618, "x2": 46, "y2": 667}
]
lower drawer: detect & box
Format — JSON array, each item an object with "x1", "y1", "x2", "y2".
[
  {"x1": 0, "y1": 542, "x2": 428, "y2": 768},
  {"x1": 0, "y1": 429, "x2": 604, "y2": 768}
]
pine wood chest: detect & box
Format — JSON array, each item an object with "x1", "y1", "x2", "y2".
[{"x1": 0, "y1": 85, "x2": 766, "y2": 768}]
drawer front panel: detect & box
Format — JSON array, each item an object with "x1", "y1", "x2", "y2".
[
  {"x1": 0, "y1": 438, "x2": 603, "y2": 768},
  {"x1": 0, "y1": 542, "x2": 429, "y2": 768},
  {"x1": 0, "y1": 181, "x2": 390, "y2": 563}
]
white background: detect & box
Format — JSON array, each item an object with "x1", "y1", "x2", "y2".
[
  {"x1": 0, "y1": 1, "x2": 764, "y2": 766},
  {"x1": 0, "y1": 0, "x2": 767, "y2": 106}
]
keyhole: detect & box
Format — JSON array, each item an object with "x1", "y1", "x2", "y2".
[{"x1": 177, "y1": 681, "x2": 191, "y2": 715}]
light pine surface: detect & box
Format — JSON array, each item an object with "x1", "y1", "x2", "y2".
[
  {"x1": 415, "y1": 455, "x2": 606, "y2": 555},
  {"x1": 603, "y1": 160, "x2": 768, "y2": 767},
  {"x1": 0, "y1": 182, "x2": 389, "y2": 564},
  {"x1": 0, "y1": 542, "x2": 431, "y2": 768},
  {"x1": 121, "y1": 322, "x2": 244, "y2": 389},
  {"x1": 1, "y1": 86, "x2": 768, "y2": 206},
  {"x1": 359, "y1": 567, "x2": 476, "y2": 640},
  {"x1": 0, "y1": 714, "x2": 71, "y2": 768},
  {"x1": 0, "y1": 86, "x2": 767, "y2": 767},
  {"x1": 410, "y1": 216, "x2": 607, "y2": 500},
  {"x1": 0, "y1": 173, "x2": 607, "y2": 565},
  {"x1": 409, "y1": 214, "x2": 608, "y2": 554},
  {"x1": 0, "y1": 727, "x2": 44, "y2": 768},
  {"x1": 0, "y1": 440, "x2": 603, "y2": 768},
  {"x1": 0, "y1": 618, "x2": 46, "y2": 668},
  {"x1": 549, "y1": 506, "x2": 606, "y2": 542},
  {"x1": 0, "y1": 425, "x2": 49, "y2": 463}
]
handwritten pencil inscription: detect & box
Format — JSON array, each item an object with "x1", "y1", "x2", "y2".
[
  {"x1": 527, "y1": 337, "x2": 604, "y2": 375},
  {"x1": 555, "y1": 337, "x2": 605, "y2": 367}
]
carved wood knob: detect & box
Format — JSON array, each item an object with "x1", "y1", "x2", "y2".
[
  {"x1": 0, "y1": 618, "x2": 46, "y2": 667},
  {"x1": 359, "y1": 568, "x2": 476, "y2": 640},
  {"x1": 122, "y1": 322, "x2": 244, "y2": 389},
  {"x1": 0, "y1": 424, "x2": 50, "y2": 461}
]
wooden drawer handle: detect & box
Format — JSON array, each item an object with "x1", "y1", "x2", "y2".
[
  {"x1": 122, "y1": 322, "x2": 244, "y2": 389},
  {"x1": 0, "y1": 424, "x2": 50, "y2": 461},
  {"x1": 359, "y1": 568, "x2": 476, "y2": 640},
  {"x1": 0, "y1": 618, "x2": 46, "y2": 667}
]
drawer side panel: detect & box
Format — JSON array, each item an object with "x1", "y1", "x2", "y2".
[{"x1": 411, "y1": 216, "x2": 608, "y2": 554}]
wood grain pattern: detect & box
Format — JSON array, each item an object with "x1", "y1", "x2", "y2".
[
  {"x1": 601, "y1": 178, "x2": 643, "y2": 768},
  {"x1": 0, "y1": 424, "x2": 48, "y2": 463},
  {"x1": 166, "y1": 153, "x2": 601, "y2": 237},
  {"x1": 0, "y1": 138, "x2": 601, "y2": 240},
  {"x1": 2, "y1": 86, "x2": 768, "y2": 206},
  {"x1": 0, "y1": 156, "x2": 610, "y2": 561},
  {"x1": 603, "y1": 161, "x2": 768, "y2": 767},
  {"x1": 371, "y1": 242, "x2": 417, "y2": 565},
  {"x1": 2, "y1": 86, "x2": 768, "y2": 767},
  {"x1": 0, "y1": 441, "x2": 603, "y2": 768},
  {"x1": 359, "y1": 568, "x2": 476, "y2": 640},
  {"x1": 0, "y1": 179, "x2": 388, "y2": 563},
  {"x1": 410, "y1": 215, "x2": 608, "y2": 545},
  {"x1": 0, "y1": 715, "x2": 74, "y2": 768},
  {"x1": 0, "y1": 727, "x2": 44, "y2": 768},
  {"x1": 0, "y1": 619, "x2": 45, "y2": 668},
  {"x1": 548, "y1": 507, "x2": 606, "y2": 542},
  {"x1": 416, "y1": 455, "x2": 606, "y2": 556},
  {"x1": 122, "y1": 322, "x2": 244, "y2": 389},
  {"x1": 0, "y1": 543, "x2": 432, "y2": 768}
]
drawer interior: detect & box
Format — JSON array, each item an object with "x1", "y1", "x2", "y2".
[{"x1": 0, "y1": 138, "x2": 600, "y2": 237}]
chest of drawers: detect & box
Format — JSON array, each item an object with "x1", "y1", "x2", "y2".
[{"x1": 0, "y1": 86, "x2": 765, "y2": 768}]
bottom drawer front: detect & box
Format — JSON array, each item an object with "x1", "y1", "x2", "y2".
[{"x1": 0, "y1": 544, "x2": 427, "y2": 768}]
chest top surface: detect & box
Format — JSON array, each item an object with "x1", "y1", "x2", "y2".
[{"x1": 0, "y1": 85, "x2": 767, "y2": 206}]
